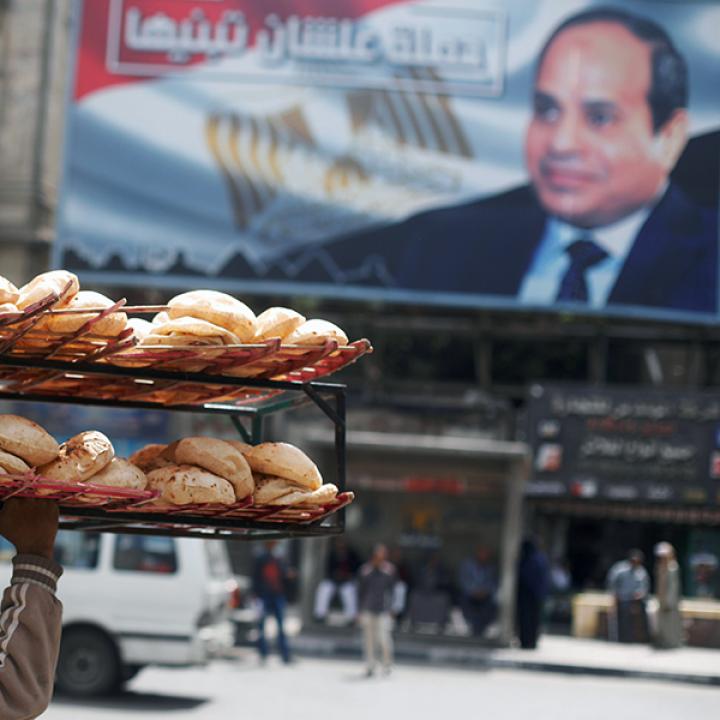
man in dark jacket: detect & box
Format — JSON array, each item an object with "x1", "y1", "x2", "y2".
[{"x1": 276, "y1": 8, "x2": 716, "y2": 317}]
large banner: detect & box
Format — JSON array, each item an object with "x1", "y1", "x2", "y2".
[
  {"x1": 56, "y1": 0, "x2": 720, "y2": 322},
  {"x1": 526, "y1": 385, "x2": 720, "y2": 506}
]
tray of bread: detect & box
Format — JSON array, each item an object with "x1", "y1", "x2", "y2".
[
  {"x1": 0, "y1": 414, "x2": 352, "y2": 539},
  {"x1": 0, "y1": 271, "x2": 372, "y2": 408},
  {"x1": 0, "y1": 271, "x2": 134, "y2": 363}
]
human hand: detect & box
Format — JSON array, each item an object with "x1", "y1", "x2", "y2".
[{"x1": 0, "y1": 499, "x2": 59, "y2": 560}]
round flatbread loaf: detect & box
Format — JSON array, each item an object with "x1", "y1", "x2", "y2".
[
  {"x1": 142, "y1": 316, "x2": 240, "y2": 346},
  {"x1": 0, "y1": 303, "x2": 19, "y2": 314},
  {"x1": 39, "y1": 290, "x2": 127, "y2": 336},
  {"x1": 173, "y1": 437, "x2": 253, "y2": 500},
  {"x1": 86, "y1": 458, "x2": 147, "y2": 490},
  {"x1": 0, "y1": 448, "x2": 30, "y2": 475},
  {"x1": 253, "y1": 475, "x2": 302, "y2": 505},
  {"x1": 284, "y1": 319, "x2": 348, "y2": 346},
  {"x1": 254, "y1": 307, "x2": 306, "y2": 341},
  {"x1": 0, "y1": 276, "x2": 19, "y2": 305},
  {"x1": 152, "y1": 311, "x2": 170, "y2": 325},
  {"x1": 245, "y1": 443, "x2": 322, "y2": 491},
  {"x1": 38, "y1": 430, "x2": 114, "y2": 483},
  {"x1": 167, "y1": 290, "x2": 257, "y2": 342},
  {"x1": 141, "y1": 333, "x2": 225, "y2": 348},
  {"x1": 17, "y1": 270, "x2": 79, "y2": 310},
  {"x1": 147, "y1": 464, "x2": 235, "y2": 505},
  {"x1": 272, "y1": 483, "x2": 338, "y2": 506},
  {"x1": 128, "y1": 443, "x2": 173, "y2": 473},
  {"x1": 0, "y1": 415, "x2": 59, "y2": 466}
]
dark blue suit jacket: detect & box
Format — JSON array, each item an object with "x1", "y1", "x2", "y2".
[{"x1": 283, "y1": 182, "x2": 718, "y2": 315}]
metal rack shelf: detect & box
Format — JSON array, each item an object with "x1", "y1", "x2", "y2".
[{"x1": 0, "y1": 357, "x2": 352, "y2": 541}]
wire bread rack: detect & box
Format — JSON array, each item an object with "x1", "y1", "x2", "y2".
[
  {"x1": 0, "y1": 291, "x2": 371, "y2": 408},
  {"x1": 0, "y1": 289, "x2": 360, "y2": 538}
]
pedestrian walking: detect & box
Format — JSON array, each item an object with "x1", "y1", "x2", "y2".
[
  {"x1": 358, "y1": 544, "x2": 396, "y2": 677},
  {"x1": 252, "y1": 540, "x2": 294, "y2": 664},
  {"x1": 653, "y1": 542, "x2": 683, "y2": 649}
]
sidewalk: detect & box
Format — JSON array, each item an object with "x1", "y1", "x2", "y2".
[{"x1": 292, "y1": 629, "x2": 720, "y2": 686}]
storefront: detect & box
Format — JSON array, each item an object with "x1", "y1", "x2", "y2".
[
  {"x1": 525, "y1": 385, "x2": 720, "y2": 646},
  {"x1": 297, "y1": 429, "x2": 528, "y2": 646}
]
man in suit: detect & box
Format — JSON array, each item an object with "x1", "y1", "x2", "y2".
[{"x1": 282, "y1": 7, "x2": 717, "y2": 315}]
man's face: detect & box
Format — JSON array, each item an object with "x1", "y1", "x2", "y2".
[{"x1": 525, "y1": 22, "x2": 680, "y2": 228}]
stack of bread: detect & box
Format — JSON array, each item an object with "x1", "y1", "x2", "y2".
[
  {"x1": 145, "y1": 290, "x2": 256, "y2": 346},
  {"x1": 129, "y1": 438, "x2": 338, "y2": 508},
  {"x1": 137, "y1": 290, "x2": 348, "y2": 348},
  {"x1": 130, "y1": 437, "x2": 254, "y2": 505},
  {"x1": 38, "y1": 430, "x2": 147, "y2": 498},
  {"x1": 0, "y1": 415, "x2": 60, "y2": 479},
  {"x1": 0, "y1": 416, "x2": 340, "y2": 510},
  {"x1": 2, "y1": 275, "x2": 350, "y2": 349},
  {"x1": 245, "y1": 442, "x2": 339, "y2": 507},
  {"x1": 0, "y1": 416, "x2": 147, "y2": 497},
  {"x1": 17, "y1": 270, "x2": 127, "y2": 336},
  {"x1": 1, "y1": 272, "x2": 355, "y2": 382},
  {"x1": 108, "y1": 288, "x2": 350, "y2": 377}
]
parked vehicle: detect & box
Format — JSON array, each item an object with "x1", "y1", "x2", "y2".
[{"x1": 0, "y1": 531, "x2": 238, "y2": 696}]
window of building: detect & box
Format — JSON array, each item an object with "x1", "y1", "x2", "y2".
[{"x1": 492, "y1": 339, "x2": 589, "y2": 386}]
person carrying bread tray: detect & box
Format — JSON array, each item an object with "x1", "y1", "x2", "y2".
[{"x1": 0, "y1": 498, "x2": 63, "y2": 720}]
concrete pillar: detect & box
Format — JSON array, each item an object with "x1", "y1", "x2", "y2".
[
  {"x1": 496, "y1": 456, "x2": 529, "y2": 645},
  {"x1": 0, "y1": 0, "x2": 72, "y2": 281}
]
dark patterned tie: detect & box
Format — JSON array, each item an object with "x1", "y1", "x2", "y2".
[{"x1": 555, "y1": 238, "x2": 609, "y2": 302}]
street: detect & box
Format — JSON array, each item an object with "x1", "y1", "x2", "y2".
[{"x1": 44, "y1": 654, "x2": 719, "y2": 720}]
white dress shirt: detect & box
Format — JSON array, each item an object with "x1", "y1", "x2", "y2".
[{"x1": 518, "y1": 205, "x2": 654, "y2": 307}]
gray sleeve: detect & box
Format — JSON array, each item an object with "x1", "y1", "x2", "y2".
[{"x1": 0, "y1": 554, "x2": 63, "y2": 720}]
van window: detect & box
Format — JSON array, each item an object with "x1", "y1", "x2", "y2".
[
  {"x1": 113, "y1": 535, "x2": 178, "y2": 574},
  {"x1": 205, "y1": 541, "x2": 231, "y2": 579},
  {"x1": 54, "y1": 532, "x2": 100, "y2": 569}
]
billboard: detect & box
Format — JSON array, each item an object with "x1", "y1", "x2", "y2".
[
  {"x1": 526, "y1": 384, "x2": 720, "y2": 506},
  {"x1": 56, "y1": 0, "x2": 720, "y2": 322}
]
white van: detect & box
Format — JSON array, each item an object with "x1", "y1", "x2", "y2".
[{"x1": 0, "y1": 530, "x2": 238, "y2": 696}]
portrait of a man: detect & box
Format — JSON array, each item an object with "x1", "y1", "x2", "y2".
[{"x1": 289, "y1": 6, "x2": 718, "y2": 315}]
